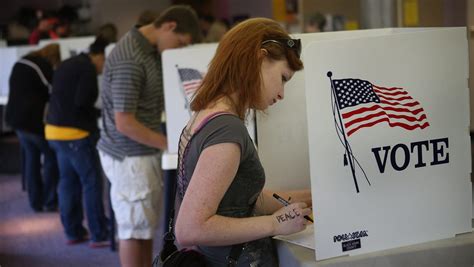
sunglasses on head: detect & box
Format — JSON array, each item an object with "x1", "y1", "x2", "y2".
[{"x1": 261, "y1": 38, "x2": 302, "y2": 58}]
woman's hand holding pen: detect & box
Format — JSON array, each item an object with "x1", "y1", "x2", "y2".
[{"x1": 270, "y1": 202, "x2": 311, "y2": 236}]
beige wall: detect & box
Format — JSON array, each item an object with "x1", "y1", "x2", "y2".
[
  {"x1": 417, "y1": 0, "x2": 443, "y2": 26},
  {"x1": 302, "y1": 0, "x2": 360, "y2": 23},
  {"x1": 1, "y1": 0, "x2": 72, "y2": 23},
  {"x1": 301, "y1": 0, "x2": 466, "y2": 29},
  {"x1": 89, "y1": 0, "x2": 170, "y2": 39},
  {"x1": 228, "y1": 0, "x2": 272, "y2": 20},
  {"x1": 0, "y1": 0, "x2": 171, "y2": 40},
  {"x1": 416, "y1": 0, "x2": 466, "y2": 27}
]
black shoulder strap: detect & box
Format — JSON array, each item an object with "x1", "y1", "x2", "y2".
[
  {"x1": 226, "y1": 242, "x2": 245, "y2": 267},
  {"x1": 226, "y1": 200, "x2": 256, "y2": 267}
]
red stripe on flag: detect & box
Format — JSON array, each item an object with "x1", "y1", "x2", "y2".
[
  {"x1": 183, "y1": 80, "x2": 201, "y2": 86},
  {"x1": 378, "y1": 95, "x2": 414, "y2": 101},
  {"x1": 373, "y1": 88, "x2": 408, "y2": 96},
  {"x1": 380, "y1": 99, "x2": 420, "y2": 107},
  {"x1": 344, "y1": 111, "x2": 427, "y2": 129},
  {"x1": 373, "y1": 85, "x2": 403, "y2": 91},
  {"x1": 342, "y1": 104, "x2": 425, "y2": 119},
  {"x1": 346, "y1": 117, "x2": 430, "y2": 136},
  {"x1": 333, "y1": 80, "x2": 430, "y2": 136}
]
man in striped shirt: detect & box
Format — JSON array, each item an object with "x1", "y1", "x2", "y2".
[{"x1": 97, "y1": 5, "x2": 201, "y2": 267}]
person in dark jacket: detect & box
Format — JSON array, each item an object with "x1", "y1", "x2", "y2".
[
  {"x1": 5, "y1": 43, "x2": 61, "y2": 212},
  {"x1": 45, "y1": 37, "x2": 110, "y2": 247}
]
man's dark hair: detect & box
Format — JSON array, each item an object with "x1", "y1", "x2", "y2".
[
  {"x1": 89, "y1": 36, "x2": 109, "y2": 55},
  {"x1": 137, "y1": 10, "x2": 159, "y2": 27},
  {"x1": 96, "y1": 23, "x2": 118, "y2": 43},
  {"x1": 153, "y1": 5, "x2": 202, "y2": 44}
]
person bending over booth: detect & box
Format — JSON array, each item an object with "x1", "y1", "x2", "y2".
[
  {"x1": 174, "y1": 18, "x2": 312, "y2": 266},
  {"x1": 45, "y1": 37, "x2": 110, "y2": 247},
  {"x1": 5, "y1": 43, "x2": 60, "y2": 212},
  {"x1": 97, "y1": 5, "x2": 202, "y2": 267}
]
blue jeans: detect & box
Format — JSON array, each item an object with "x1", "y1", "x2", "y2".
[
  {"x1": 48, "y1": 134, "x2": 108, "y2": 242},
  {"x1": 16, "y1": 130, "x2": 58, "y2": 211}
]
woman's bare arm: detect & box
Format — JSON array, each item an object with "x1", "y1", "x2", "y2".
[{"x1": 175, "y1": 143, "x2": 311, "y2": 247}]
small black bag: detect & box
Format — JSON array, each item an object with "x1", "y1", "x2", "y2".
[
  {"x1": 153, "y1": 229, "x2": 207, "y2": 267},
  {"x1": 152, "y1": 179, "x2": 244, "y2": 267},
  {"x1": 162, "y1": 249, "x2": 207, "y2": 266},
  {"x1": 153, "y1": 230, "x2": 244, "y2": 267}
]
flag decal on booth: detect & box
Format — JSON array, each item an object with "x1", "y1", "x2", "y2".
[
  {"x1": 326, "y1": 71, "x2": 430, "y2": 193},
  {"x1": 177, "y1": 67, "x2": 202, "y2": 97},
  {"x1": 176, "y1": 67, "x2": 203, "y2": 114},
  {"x1": 331, "y1": 77, "x2": 430, "y2": 136}
]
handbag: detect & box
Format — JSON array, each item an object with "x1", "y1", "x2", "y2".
[
  {"x1": 154, "y1": 229, "x2": 245, "y2": 266},
  {"x1": 153, "y1": 175, "x2": 246, "y2": 267},
  {"x1": 153, "y1": 218, "x2": 207, "y2": 267},
  {"x1": 154, "y1": 220, "x2": 245, "y2": 267}
]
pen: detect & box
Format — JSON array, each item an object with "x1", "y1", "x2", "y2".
[{"x1": 273, "y1": 193, "x2": 313, "y2": 223}]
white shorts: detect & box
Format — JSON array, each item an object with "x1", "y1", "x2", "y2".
[{"x1": 99, "y1": 151, "x2": 163, "y2": 240}]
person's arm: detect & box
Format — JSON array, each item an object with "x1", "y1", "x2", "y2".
[
  {"x1": 175, "y1": 142, "x2": 311, "y2": 247},
  {"x1": 115, "y1": 111, "x2": 167, "y2": 150},
  {"x1": 255, "y1": 189, "x2": 312, "y2": 216}
]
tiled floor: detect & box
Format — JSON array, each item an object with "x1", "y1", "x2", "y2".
[{"x1": 0, "y1": 174, "x2": 164, "y2": 267}]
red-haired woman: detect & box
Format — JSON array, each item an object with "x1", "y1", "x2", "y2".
[{"x1": 174, "y1": 18, "x2": 312, "y2": 266}]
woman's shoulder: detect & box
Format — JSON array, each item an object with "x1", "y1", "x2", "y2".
[
  {"x1": 194, "y1": 113, "x2": 253, "y2": 157},
  {"x1": 202, "y1": 113, "x2": 247, "y2": 135}
]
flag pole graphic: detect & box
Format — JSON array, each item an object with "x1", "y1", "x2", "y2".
[{"x1": 327, "y1": 71, "x2": 360, "y2": 193}]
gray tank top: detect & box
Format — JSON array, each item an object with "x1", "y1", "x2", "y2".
[{"x1": 176, "y1": 113, "x2": 278, "y2": 266}]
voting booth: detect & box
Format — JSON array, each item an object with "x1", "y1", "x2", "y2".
[
  {"x1": 304, "y1": 27, "x2": 472, "y2": 261},
  {"x1": 161, "y1": 27, "x2": 472, "y2": 264},
  {"x1": 264, "y1": 27, "x2": 473, "y2": 263},
  {"x1": 39, "y1": 36, "x2": 95, "y2": 60}
]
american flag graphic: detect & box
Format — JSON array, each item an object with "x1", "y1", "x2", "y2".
[
  {"x1": 177, "y1": 68, "x2": 203, "y2": 99},
  {"x1": 332, "y1": 78, "x2": 430, "y2": 136}
]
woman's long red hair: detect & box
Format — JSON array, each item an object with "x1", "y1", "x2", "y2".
[{"x1": 190, "y1": 18, "x2": 303, "y2": 119}]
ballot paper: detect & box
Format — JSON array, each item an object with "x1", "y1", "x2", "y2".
[{"x1": 273, "y1": 224, "x2": 315, "y2": 250}]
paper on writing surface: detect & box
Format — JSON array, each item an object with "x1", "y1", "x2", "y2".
[{"x1": 273, "y1": 224, "x2": 315, "y2": 250}]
